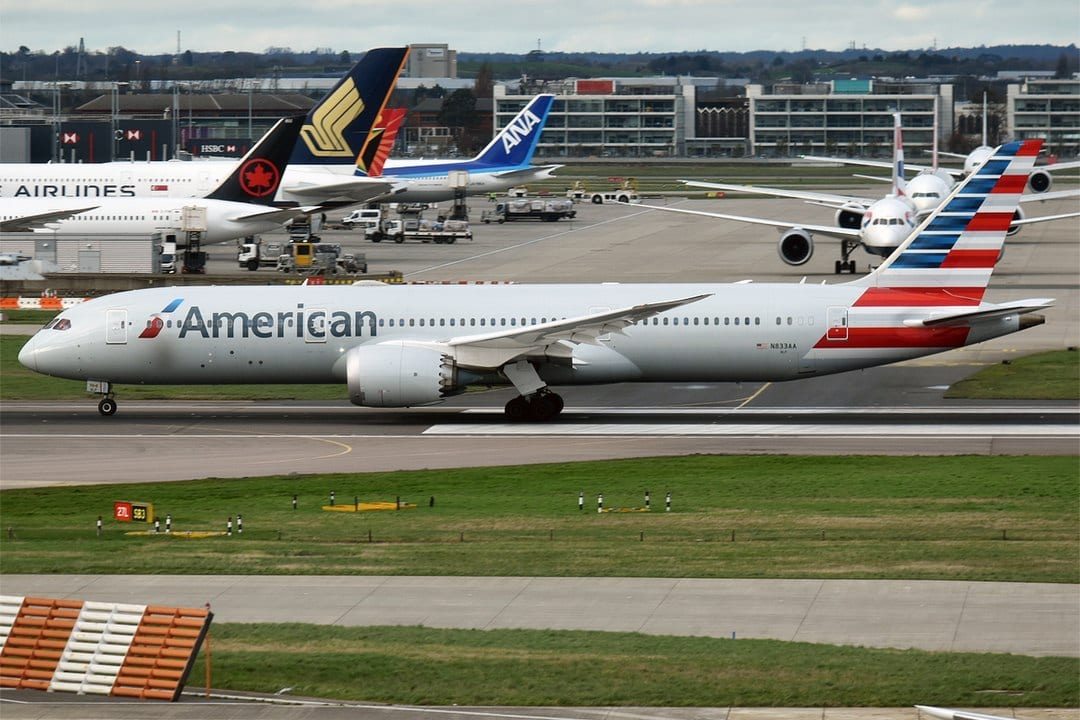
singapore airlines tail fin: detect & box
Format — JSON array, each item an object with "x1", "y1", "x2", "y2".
[
  {"x1": 851, "y1": 138, "x2": 1048, "y2": 308},
  {"x1": 204, "y1": 115, "x2": 305, "y2": 205},
  {"x1": 289, "y1": 47, "x2": 410, "y2": 166}
]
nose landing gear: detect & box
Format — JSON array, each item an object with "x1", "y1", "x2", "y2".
[{"x1": 87, "y1": 380, "x2": 118, "y2": 416}]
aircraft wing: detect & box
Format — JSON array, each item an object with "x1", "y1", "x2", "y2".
[
  {"x1": 904, "y1": 299, "x2": 1054, "y2": 329},
  {"x1": 915, "y1": 705, "x2": 1022, "y2": 720},
  {"x1": 1009, "y1": 210, "x2": 1080, "y2": 226},
  {"x1": 640, "y1": 202, "x2": 861, "y2": 242},
  {"x1": 440, "y1": 294, "x2": 711, "y2": 369},
  {"x1": 1019, "y1": 188, "x2": 1080, "y2": 203},
  {"x1": 682, "y1": 179, "x2": 876, "y2": 207},
  {"x1": 1045, "y1": 159, "x2": 1080, "y2": 172},
  {"x1": 226, "y1": 206, "x2": 324, "y2": 224},
  {"x1": 281, "y1": 178, "x2": 396, "y2": 203},
  {"x1": 801, "y1": 155, "x2": 961, "y2": 179},
  {"x1": 0, "y1": 206, "x2": 100, "y2": 232}
]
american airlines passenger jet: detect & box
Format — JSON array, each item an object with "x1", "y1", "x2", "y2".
[{"x1": 19, "y1": 139, "x2": 1052, "y2": 420}]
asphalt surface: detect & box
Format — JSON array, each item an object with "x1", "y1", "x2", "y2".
[{"x1": 1, "y1": 189, "x2": 1078, "y2": 719}]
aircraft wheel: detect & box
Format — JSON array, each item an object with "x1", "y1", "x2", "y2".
[
  {"x1": 834, "y1": 260, "x2": 843, "y2": 274},
  {"x1": 98, "y1": 397, "x2": 117, "y2": 416},
  {"x1": 505, "y1": 396, "x2": 530, "y2": 422},
  {"x1": 529, "y1": 393, "x2": 562, "y2": 422}
]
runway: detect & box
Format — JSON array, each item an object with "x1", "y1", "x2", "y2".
[{"x1": 1, "y1": 190, "x2": 1077, "y2": 717}]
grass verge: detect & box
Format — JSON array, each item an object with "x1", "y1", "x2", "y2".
[
  {"x1": 1, "y1": 456, "x2": 1076, "y2": 582},
  {"x1": 184, "y1": 624, "x2": 1078, "y2": 706}
]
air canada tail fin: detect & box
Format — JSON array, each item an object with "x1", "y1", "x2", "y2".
[
  {"x1": 358, "y1": 107, "x2": 406, "y2": 178},
  {"x1": 289, "y1": 47, "x2": 409, "y2": 166},
  {"x1": 204, "y1": 115, "x2": 305, "y2": 204},
  {"x1": 851, "y1": 138, "x2": 1044, "y2": 299},
  {"x1": 470, "y1": 93, "x2": 554, "y2": 169}
]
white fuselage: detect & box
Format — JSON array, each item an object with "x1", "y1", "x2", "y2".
[
  {"x1": 0, "y1": 163, "x2": 374, "y2": 206},
  {"x1": 377, "y1": 163, "x2": 558, "y2": 203},
  {"x1": 0, "y1": 197, "x2": 288, "y2": 245},
  {"x1": 19, "y1": 283, "x2": 1017, "y2": 393}
]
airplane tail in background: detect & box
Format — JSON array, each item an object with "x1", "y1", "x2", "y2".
[
  {"x1": 468, "y1": 93, "x2": 555, "y2": 169},
  {"x1": 853, "y1": 138, "x2": 1044, "y2": 298},
  {"x1": 204, "y1": 115, "x2": 305, "y2": 204},
  {"x1": 289, "y1": 47, "x2": 409, "y2": 166},
  {"x1": 358, "y1": 107, "x2": 406, "y2": 178},
  {"x1": 891, "y1": 112, "x2": 907, "y2": 198}
]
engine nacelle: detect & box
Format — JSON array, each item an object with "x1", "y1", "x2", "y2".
[
  {"x1": 346, "y1": 343, "x2": 457, "y2": 407},
  {"x1": 777, "y1": 228, "x2": 814, "y2": 266},
  {"x1": 1007, "y1": 205, "x2": 1025, "y2": 237},
  {"x1": 1028, "y1": 169, "x2": 1052, "y2": 194},
  {"x1": 834, "y1": 204, "x2": 864, "y2": 230}
]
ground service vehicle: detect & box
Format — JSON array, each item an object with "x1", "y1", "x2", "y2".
[
  {"x1": 589, "y1": 189, "x2": 640, "y2": 204},
  {"x1": 370, "y1": 218, "x2": 472, "y2": 244},
  {"x1": 236, "y1": 238, "x2": 283, "y2": 271},
  {"x1": 340, "y1": 208, "x2": 381, "y2": 233},
  {"x1": 481, "y1": 198, "x2": 577, "y2": 223},
  {"x1": 159, "y1": 241, "x2": 177, "y2": 274}
]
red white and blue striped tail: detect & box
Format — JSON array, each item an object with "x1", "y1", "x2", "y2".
[{"x1": 851, "y1": 138, "x2": 1044, "y2": 302}]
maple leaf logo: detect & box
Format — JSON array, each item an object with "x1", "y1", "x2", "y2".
[{"x1": 239, "y1": 159, "x2": 279, "y2": 197}]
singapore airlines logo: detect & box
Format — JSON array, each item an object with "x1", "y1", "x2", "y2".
[{"x1": 300, "y1": 78, "x2": 365, "y2": 158}]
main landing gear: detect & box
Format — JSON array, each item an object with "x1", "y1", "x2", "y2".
[
  {"x1": 504, "y1": 389, "x2": 565, "y2": 422},
  {"x1": 500, "y1": 359, "x2": 564, "y2": 422}
]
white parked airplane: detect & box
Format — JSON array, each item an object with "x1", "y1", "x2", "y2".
[
  {"x1": 667, "y1": 115, "x2": 1078, "y2": 273},
  {"x1": 0, "y1": 116, "x2": 313, "y2": 244},
  {"x1": 19, "y1": 139, "x2": 1053, "y2": 420},
  {"x1": 0, "y1": 47, "x2": 409, "y2": 206},
  {"x1": 356, "y1": 94, "x2": 562, "y2": 203}
]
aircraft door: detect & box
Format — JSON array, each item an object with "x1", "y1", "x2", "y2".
[
  {"x1": 304, "y1": 308, "x2": 328, "y2": 344},
  {"x1": 105, "y1": 309, "x2": 128, "y2": 345},
  {"x1": 826, "y1": 306, "x2": 849, "y2": 341}
]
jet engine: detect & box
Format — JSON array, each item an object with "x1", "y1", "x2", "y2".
[
  {"x1": 777, "y1": 228, "x2": 814, "y2": 266},
  {"x1": 1028, "y1": 169, "x2": 1052, "y2": 194},
  {"x1": 346, "y1": 342, "x2": 460, "y2": 407},
  {"x1": 834, "y1": 203, "x2": 865, "y2": 230},
  {"x1": 1007, "y1": 205, "x2": 1025, "y2": 237}
]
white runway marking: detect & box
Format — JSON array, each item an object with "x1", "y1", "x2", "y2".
[{"x1": 424, "y1": 423, "x2": 1078, "y2": 437}]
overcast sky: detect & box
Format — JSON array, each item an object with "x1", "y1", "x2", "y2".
[{"x1": 2, "y1": 0, "x2": 1078, "y2": 57}]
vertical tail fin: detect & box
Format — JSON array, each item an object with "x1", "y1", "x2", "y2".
[
  {"x1": 470, "y1": 94, "x2": 555, "y2": 168},
  {"x1": 891, "y1": 112, "x2": 907, "y2": 198},
  {"x1": 204, "y1": 115, "x2": 305, "y2": 204},
  {"x1": 358, "y1": 107, "x2": 406, "y2": 178},
  {"x1": 289, "y1": 47, "x2": 409, "y2": 166},
  {"x1": 851, "y1": 138, "x2": 1044, "y2": 297}
]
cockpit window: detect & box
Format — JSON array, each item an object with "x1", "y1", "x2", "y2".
[
  {"x1": 43, "y1": 319, "x2": 58, "y2": 329},
  {"x1": 53, "y1": 318, "x2": 71, "y2": 331}
]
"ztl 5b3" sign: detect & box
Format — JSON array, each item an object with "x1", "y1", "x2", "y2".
[{"x1": 114, "y1": 501, "x2": 154, "y2": 523}]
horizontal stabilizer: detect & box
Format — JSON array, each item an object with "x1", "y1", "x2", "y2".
[
  {"x1": 282, "y1": 178, "x2": 395, "y2": 203},
  {"x1": 914, "y1": 705, "x2": 1017, "y2": 720},
  {"x1": 227, "y1": 206, "x2": 322, "y2": 224},
  {"x1": 493, "y1": 164, "x2": 564, "y2": 180},
  {"x1": 903, "y1": 298, "x2": 1054, "y2": 328}
]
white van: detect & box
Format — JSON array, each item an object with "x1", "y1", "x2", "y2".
[{"x1": 341, "y1": 208, "x2": 381, "y2": 233}]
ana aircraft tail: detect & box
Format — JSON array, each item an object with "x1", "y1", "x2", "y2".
[
  {"x1": 289, "y1": 47, "x2": 409, "y2": 166},
  {"x1": 470, "y1": 93, "x2": 554, "y2": 169},
  {"x1": 852, "y1": 138, "x2": 1044, "y2": 300},
  {"x1": 204, "y1": 115, "x2": 305, "y2": 205}
]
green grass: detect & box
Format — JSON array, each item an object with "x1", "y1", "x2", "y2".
[
  {"x1": 1, "y1": 456, "x2": 1076, "y2": 582},
  {"x1": 185, "y1": 624, "x2": 1078, "y2": 706},
  {"x1": 946, "y1": 349, "x2": 1080, "y2": 400}
]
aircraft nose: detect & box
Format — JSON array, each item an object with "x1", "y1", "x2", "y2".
[{"x1": 18, "y1": 334, "x2": 39, "y2": 372}]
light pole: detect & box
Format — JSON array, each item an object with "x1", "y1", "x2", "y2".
[{"x1": 111, "y1": 81, "x2": 129, "y2": 161}]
